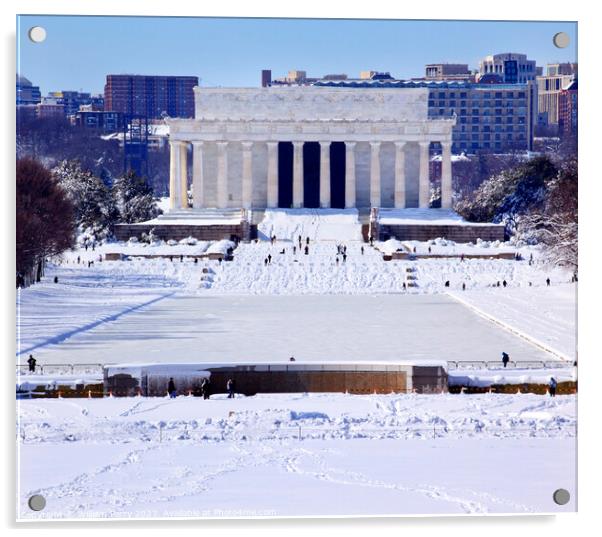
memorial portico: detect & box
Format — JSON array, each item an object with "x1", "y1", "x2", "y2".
[{"x1": 166, "y1": 87, "x2": 455, "y2": 212}]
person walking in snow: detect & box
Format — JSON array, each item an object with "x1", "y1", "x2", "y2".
[
  {"x1": 77, "y1": 256, "x2": 81, "y2": 264},
  {"x1": 306, "y1": 237, "x2": 310, "y2": 245},
  {"x1": 546, "y1": 278, "x2": 551, "y2": 286},
  {"x1": 502, "y1": 280, "x2": 507, "y2": 287},
  {"x1": 267, "y1": 254, "x2": 272, "y2": 264},
  {"x1": 502, "y1": 352, "x2": 510, "y2": 368},
  {"x1": 304, "y1": 245, "x2": 309, "y2": 255},
  {"x1": 27, "y1": 354, "x2": 36, "y2": 373},
  {"x1": 227, "y1": 378, "x2": 235, "y2": 399},
  {"x1": 336, "y1": 256, "x2": 339, "y2": 266},
  {"x1": 264, "y1": 257, "x2": 268, "y2": 266},
  {"x1": 444, "y1": 281, "x2": 450, "y2": 287},
  {"x1": 361, "y1": 246, "x2": 364, "y2": 255},
  {"x1": 460, "y1": 253, "x2": 465, "y2": 262},
  {"x1": 293, "y1": 246, "x2": 297, "y2": 255},
  {"x1": 369, "y1": 236, "x2": 374, "y2": 246},
  {"x1": 549, "y1": 377, "x2": 557, "y2": 397},
  {"x1": 168, "y1": 377, "x2": 177, "y2": 398},
  {"x1": 201, "y1": 378, "x2": 211, "y2": 400},
  {"x1": 342, "y1": 253, "x2": 347, "y2": 263},
  {"x1": 462, "y1": 282, "x2": 466, "y2": 291}
]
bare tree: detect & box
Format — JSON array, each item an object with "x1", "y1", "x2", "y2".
[{"x1": 16, "y1": 158, "x2": 76, "y2": 286}]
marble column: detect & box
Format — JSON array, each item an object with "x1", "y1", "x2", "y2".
[
  {"x1": 418, "y1": 141, "x2": 431, "y2": 209},
  {"x1": 394, "y1": 141, "x2": 407, "y2": 209},
  {"x1": 241, "y1": 142, "x2": 253, "y2": 209},
  {"x1": 169, "y1": 140, "x2": 181, "y2": 210},
  {"x1": 319, "y1": 141, "x2": 331, "y2": 208},
  {"x1": 266, "y1": 142, "x2": 279, "y2": 208},
  {"x1": 216, "y1": 141, "x2": 229, "y2": 209},
  {"x1": 292, "y1": 141, "x2": 304, "y2": 208},
  {"x1": 370, "y1": 141, "x2": 381, "y2": 207},
  {"x1": 179, "y1": 143, "x2": 189, "y2": 209},
  {"x1": 345, "y1": 142, "x2": 356, "y2": 209},
  {"x1": 441, "y1": 141, "x2": 453, "y2": 209},
  {"x1": 191, "y1": 141, "x2": 204, "y2": 209}
]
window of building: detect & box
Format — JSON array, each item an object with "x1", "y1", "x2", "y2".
[
  {"x1": 472, "y1": 125, "x2": 479, "y2": 132},
  {"x1": 438, "y1": 92, "x2": 446, "y2": 99},
  {"x1": 460, "y1": 92, "x2": 467, "y2": 98},
  {"x1": 438, "y1": 100, "x2": 445, "y2": 107}
]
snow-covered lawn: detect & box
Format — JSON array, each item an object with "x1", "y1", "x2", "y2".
[
  {"x1": 448, "y1": 284, "x2": 576, "y2": 361},
  {"x1": 16, "y1": 393, "x2": 576, "y2": 519}
]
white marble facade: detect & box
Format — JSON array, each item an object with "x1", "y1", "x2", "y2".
[{"x1": 166, "y1": 87, "x2": 455, "y2": 210}]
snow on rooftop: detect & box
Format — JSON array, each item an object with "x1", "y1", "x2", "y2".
[{"x1": 378, "y1": 208, "x2": 504, "y2": 226}]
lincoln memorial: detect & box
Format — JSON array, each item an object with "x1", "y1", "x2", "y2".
[{"x1": 165, "y1": 86, "x2": 455, "y2": 212}]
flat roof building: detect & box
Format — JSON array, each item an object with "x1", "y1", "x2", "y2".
[
  {"x1": 104, "y1": 74, "x2": 198, "y2": 119},
  {"x1": 478, "y1": 53, "x2": 542, "y2": 84}
]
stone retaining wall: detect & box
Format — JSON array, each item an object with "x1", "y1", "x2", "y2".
[
  {"x1": 114, "y1": 223, "x2": 244, "y2": 242},
  {"x1": 381, "y1": 224, "x2": 505, "y2": 243}
]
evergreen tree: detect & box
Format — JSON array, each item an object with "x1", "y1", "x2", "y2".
[
  {"x1": 52, "y1": 160, "x2": 119, "y2": 240},
  {"x1": 113, "y1": 170, "x2": 162, "y2": 224}
]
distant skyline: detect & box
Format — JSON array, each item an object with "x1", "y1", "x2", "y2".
[{"x1": 17, "y1": 16, "x2": 577, "y2": 95}]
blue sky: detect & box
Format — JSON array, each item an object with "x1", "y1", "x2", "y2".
[{"x1": 17, "y1": 16, "x2": 577, "y2": 95}]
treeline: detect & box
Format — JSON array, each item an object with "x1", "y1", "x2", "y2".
[
  {"x1": 16, "y1": 157, "x2": 161, "y2": 286},
  {"x1": 456, "y1": 154, "x2": 577, "y2": 269}
]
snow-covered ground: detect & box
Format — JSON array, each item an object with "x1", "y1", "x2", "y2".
[
  {"x1": 18, "y1": 290, "x2": 567, "y2": 366},
  {"x1": 448, "y1": 285, "x2": 576, "y2": 361},
  {"x1": 16, "y1": 229, "x2": 577, "y2": 520},
  {"x1": 17, "y1": 393, "x2": 576, "y2": 519},
  {"x1": 16, "y1": 239, "x2": 575, "y2": 365},
  {"x1": 257, "y1": 208, "x2": 363, "y2": 241}
]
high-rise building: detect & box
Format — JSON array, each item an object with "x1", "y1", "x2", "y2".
[
  {"x1": 16, "y1": 75, "x2": 41, "y2": 105},
  {"x1": 536, "y1": 63, "x2": 578, "y2": 127},
  {"x1": 478, "y1": 53, "x2": 541, "y2": 84},
  {"x1": 103, "y1": 75, "x2": 199, "y2": 119},
  {"x1": 558, "y1": 79, "x2": 578, "y2": 139},
  {"x1": 315, "y1": 78, "x2": 537, "y2": 153},
  {"x1": 261, "y1": 69, "x2": 272, "y2": 87}
]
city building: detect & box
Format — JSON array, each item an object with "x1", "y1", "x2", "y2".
[
  {"x1": 558, "y1": 79, "x2": 578, "y2": 139},
  {"x1": 423, "y1": 64, "x2": 474, "y2": 82},
  {"x1": 314, "y1": 78, "x2": 537, "y2": 153},
  {"x1": 45, "y1": 91, "x2": 104, "y2": 116},
  {"x1": 261, "y1": 69, "x2": 272, "y2": 88},
  {"x1": 103, "y1": 74, "x2": 198, "y2": 119},
  {"x1": 74, "y1": 110, "x2": 123, "y2": 132},
  {"x1": 16, "y1": 75, "x2": 41, "y2": 105},
  {"x1": 536, "y1": 63, "x2": 578, "y2": 128},
  {"x1": 478, "y1": 53, "x2": 542, "y2": 84},
  {"x1": 35, "y1": 102, "x2": 65, "y2": 119},
  {"x1": 165, "y1": 86, "x2": 455, "y2": 211}
]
